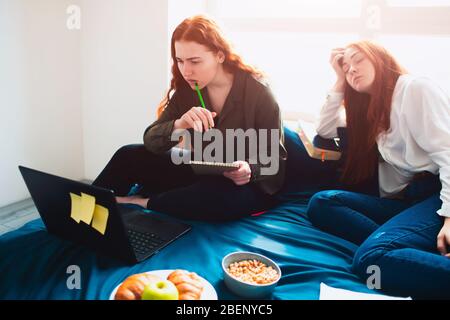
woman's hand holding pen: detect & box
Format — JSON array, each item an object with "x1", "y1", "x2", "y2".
[
  {"x1": 330, "y1": 47, "x2": 346, "y2": 93},
  {"x1": 437, "y1": 217, "x2": 450, "y2": 258},
  {"x1": 174, "y1": 107, "x2": 217, "y2": 132},
  {"x1": 223, "y1": 161, "x2": 252, "y2": 186}
]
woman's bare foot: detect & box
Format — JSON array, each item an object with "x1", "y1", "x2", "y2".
[{"x1": 116, "y1": 195, "x2": 149, "y2": 208}]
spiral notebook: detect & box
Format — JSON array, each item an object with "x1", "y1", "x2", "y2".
[{"x1": 188, "y1": 161, "x2": 239, "y2": 175}]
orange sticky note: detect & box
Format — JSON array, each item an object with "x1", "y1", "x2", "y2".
[{"x1": 91, "y1": 204, "x2": 109, "y2": 235}]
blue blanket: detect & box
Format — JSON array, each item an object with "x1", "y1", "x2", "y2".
[
  {"x1": 0, "y1": 200, "x2": 375, "y2": 300},
  {"x1": 0, "y1": 128, "x2": 375, "y2": 300}
]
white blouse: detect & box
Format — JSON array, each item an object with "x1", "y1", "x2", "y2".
[{"x1": 315, "y1": 74, "x2": 450, "y2": 218}]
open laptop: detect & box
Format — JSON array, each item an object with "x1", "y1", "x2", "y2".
[{"x1": 18, "y1": 165, "x2": 191, "y2": 264}]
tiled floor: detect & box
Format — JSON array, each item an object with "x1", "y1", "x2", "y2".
[{"x1": 0, "y1": 198, "x2": 39, "y2": 236}]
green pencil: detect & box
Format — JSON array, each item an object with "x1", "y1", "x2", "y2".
[
  {"x1": 195, "y1": 82, "x2": 206, "y2": 109},
  {"x1": 195, "y1": 82, "x2": 211, "y2": 129}
]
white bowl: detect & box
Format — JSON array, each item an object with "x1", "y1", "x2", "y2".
[{"x1": 222, "y1": 252, "x2": 281, "y2": 299}]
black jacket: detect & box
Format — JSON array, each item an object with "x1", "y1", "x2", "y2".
[{"x1": 143, "y1": 69, "x2": 287, "y2": 195}]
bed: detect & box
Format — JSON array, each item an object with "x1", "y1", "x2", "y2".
[{"x1": 0, "y1": 128, "x2": 377, "y2": 300}]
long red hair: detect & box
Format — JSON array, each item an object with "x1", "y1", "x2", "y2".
[
  {"x1": 341, "y1": 41, "x2": 407, "y2": 185},
  {"x1": 157, "y1": 15, "x2": 263, "y2": 117}
]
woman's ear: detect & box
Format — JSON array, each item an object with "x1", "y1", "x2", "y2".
[{"x1": 217, "y1": 51, "x2": 225, "y2": 64}]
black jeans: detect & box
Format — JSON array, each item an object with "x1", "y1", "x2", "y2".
[{"x1": 92, "y1": 145, "x2": 276, "y2": 221}]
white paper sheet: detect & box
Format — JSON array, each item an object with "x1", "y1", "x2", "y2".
[{"x1": 319, "y1": 283, "x2": 412, "y2": 300}]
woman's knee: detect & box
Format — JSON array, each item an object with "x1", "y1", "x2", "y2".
[
  {"x1": 113, "y1": 144, "x2": 143, "y2": 157},
  {"x1": 111, "y1": 144, "x2": 153, "y2": 163},
  {"x1": 307, "y1": 190, "x2": 343, "y2": 224},
  {"x1": 352, "y1": 238, "x2": 389, "y2": 279}
]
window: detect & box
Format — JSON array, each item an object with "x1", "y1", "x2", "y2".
[
  {"x1": 169, "y1": 0, "x2": 450, "y2": 119},
  {"x1": 379, "y1": 35, "x2": 450, "y2": 92},
  {"x1": 210, "y1": 0, "x2": 362, "y2": 18},
  {"x1": 387, "y1": 0, "x2": 450, "y2": 6}
]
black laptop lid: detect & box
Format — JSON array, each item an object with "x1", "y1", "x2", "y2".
[{"x1": 18, "y1": 166, "x2": 136, "y2": 263}]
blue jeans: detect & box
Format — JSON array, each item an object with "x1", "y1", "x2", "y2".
[{"x1": 307, "y1": 187, "x2": 450, "y2": 299}]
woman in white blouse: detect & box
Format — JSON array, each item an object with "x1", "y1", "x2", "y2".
[{"x1": 306, "y1": 40, "x2": 450, "y2": 299}]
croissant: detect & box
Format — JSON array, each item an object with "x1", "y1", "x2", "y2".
[
  {"x1": 167, "y1": 270, "x2": 204, "y2": 300},
  {"x1": 114, "y1": 273, "x2": 162, "y2": 300}
]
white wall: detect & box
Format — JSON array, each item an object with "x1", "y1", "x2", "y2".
[
  {"x1": 0, "y1": 0, "x2": 169, "y2": 207},
  {"x1": 0, "y1": 0, "x2": 83, "y2": 207},
  {"x1": 81, "y1": 0, "x2": 169, "y2": 180}
]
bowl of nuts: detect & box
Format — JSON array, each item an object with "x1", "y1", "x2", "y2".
[{"x1": 222, "y1": 251, "x2": 281, "y2": 298}]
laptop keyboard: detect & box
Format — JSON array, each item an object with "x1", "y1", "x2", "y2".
[{"x1": 127, "y1": 229, "x2": 165, "y2": 256}]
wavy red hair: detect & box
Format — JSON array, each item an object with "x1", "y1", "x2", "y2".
[
  {"x1": 157, "y1": 15, "x2": 263, "y2": 118},
  {"x1": 341, "y1": 41, "x2": 407, "y2": 185}
]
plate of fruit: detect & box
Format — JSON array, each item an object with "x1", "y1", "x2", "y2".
[{"x1": 110, "y1": 269, "x2": 217, "y2": 300}]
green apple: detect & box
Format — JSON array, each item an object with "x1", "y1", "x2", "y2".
[{"x1": 141, "y1": 279, "x2": 179, "y2": 300}]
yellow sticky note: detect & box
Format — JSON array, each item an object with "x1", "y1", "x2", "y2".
[
  {"x1": 91, "y1": 204, "x2": 109, "y2": 235},
  {"x1": 70, "y1": 193, "x2": 82, "y2": 223},
  {"x1": 79, "y1": 192, "x2": 96, "y2": 225}
]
